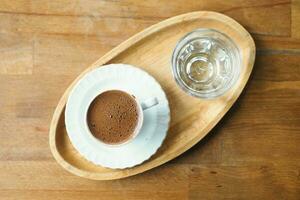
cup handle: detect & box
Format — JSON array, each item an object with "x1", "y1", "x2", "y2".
[{"x1": 141, "y1": 98, "x2": 159, "y2": 110}]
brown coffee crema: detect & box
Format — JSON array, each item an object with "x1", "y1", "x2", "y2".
[{"x1": 87, "y1": 90, "x2": 139, "y2": 144}]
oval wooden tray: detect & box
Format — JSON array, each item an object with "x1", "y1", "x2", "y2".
[{"x1": 49, "y1": 11, "x2": 255, "y2": 180}]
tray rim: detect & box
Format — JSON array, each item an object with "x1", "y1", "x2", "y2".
[{"x1": 49, "y1": 11, "x2": 256, "y2": 180}]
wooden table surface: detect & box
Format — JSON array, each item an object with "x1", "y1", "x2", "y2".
[{"x1": 0, "y1": 0, "x2": 299, "y2": 199}]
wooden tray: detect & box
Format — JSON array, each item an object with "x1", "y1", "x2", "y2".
[{"x1": 49, "y1": 11, "x2": 255, "y2": 180}]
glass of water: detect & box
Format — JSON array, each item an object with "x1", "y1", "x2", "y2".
[{"x1": 171, "y1": 29, "x2": 241, "y2": 98}]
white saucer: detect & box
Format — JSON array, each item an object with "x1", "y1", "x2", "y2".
[{"x1": 65, "y1": 64, "x2": 170, "y2": 169}]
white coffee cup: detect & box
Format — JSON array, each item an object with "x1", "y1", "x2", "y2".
[{"x1": 85, "y1": 89, "x2": 159, "y2": 147}]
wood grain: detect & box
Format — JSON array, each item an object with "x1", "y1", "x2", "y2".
[
  {"x1": 0, "y1": 0, "x2": 299, "y2": 199},
  {"x1": 292, "y1": 0, "x2": 300, "y2": 38}
]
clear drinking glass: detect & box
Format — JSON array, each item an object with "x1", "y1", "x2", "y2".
[{"x1": 171, "y1": 29, "x2": 241, "y2": 98}]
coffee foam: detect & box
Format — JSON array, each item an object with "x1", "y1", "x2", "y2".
[{"x1": 87, "y1": 90, "x2": 139, "y2": 144}]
